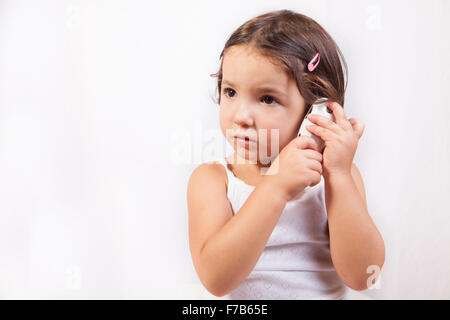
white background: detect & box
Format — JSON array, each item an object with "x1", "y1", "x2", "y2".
[{"x1": 1, "y1": 0, "x2": 449, "y2": 299}]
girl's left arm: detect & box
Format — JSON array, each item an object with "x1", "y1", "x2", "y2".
[
  {"x1": 324, "y1": 163, "x2": 385, "y2": 291},
  {"x1": 306, "y1": 101, "x2": 385, "y2": 291}
]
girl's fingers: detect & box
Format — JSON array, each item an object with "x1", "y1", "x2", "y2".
[
  {"x1": 308, "y1": 159, "x2": 323, "y2": 175},
  {"x1": 306, "y1": 124, "x2": 337, "y2": 142},
  {"x1": 296, "y1": 135, "x2": 321, "y2": 152},
  {"x1": 327, "y1": 101, "x2": 353, "y2": 131},
  {"x1": 307, "y1": 113, "x2": 341, "y2": 135},
  {"x1": 303, "y1": 149, "x2": 323, "y2": 163}
]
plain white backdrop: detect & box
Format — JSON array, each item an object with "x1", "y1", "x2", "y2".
[{"x1": 0, "y1": 0, "x2": 449, "y2": 299}]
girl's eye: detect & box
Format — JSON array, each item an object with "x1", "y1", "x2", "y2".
[
  {"x1": 223, "y1": 88, "x2": 236, "y2": 98},
  {"x1": 261, "y1": 95, "x2": 278, "y2": 105},
  {"x1": 223, "y1": 88, "x2": 278, "y2": 105}
]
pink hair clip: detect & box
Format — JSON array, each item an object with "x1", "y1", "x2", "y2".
[{"x1": 307, "y1": 52, "x2": 320, "y2": 72}]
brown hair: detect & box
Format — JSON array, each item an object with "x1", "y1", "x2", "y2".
[{"x1": 210, "y1": 9, "x2": 348, "y2": 118}]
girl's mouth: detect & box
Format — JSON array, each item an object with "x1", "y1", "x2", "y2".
[{"x1": 234, "y1": 136, "x2": 255, "y2": 147}]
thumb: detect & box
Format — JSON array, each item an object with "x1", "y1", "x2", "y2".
[{"x1": 348, "y1": 118, "x2": 365, "y2": 139}]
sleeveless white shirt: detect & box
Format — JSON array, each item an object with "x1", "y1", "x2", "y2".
[{"x1": 213, "y1": 157, "x2": 351, "y2": 300}]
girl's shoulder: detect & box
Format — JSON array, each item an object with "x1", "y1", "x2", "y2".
[{"x1": 187, "y1": 161, "x2": 229, "y2": 198}]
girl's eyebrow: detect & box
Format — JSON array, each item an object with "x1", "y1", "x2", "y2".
[
  {"x1": 254, "y1": 85, "x2": 287, "y2": 98},
  {"x1": 222, "y1": 79, "x2": 237, "y2": 87},
  {"x1": 222, "y1": 79, "x2": 287, "y2": 98}
]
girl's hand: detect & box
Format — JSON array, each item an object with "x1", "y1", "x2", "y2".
[
  {"x1": 305, "y1": 101, "x2": 365, "y2": 179},
  {"x1": 263, "y1": 135, "x2": 323, "y2": 202}
]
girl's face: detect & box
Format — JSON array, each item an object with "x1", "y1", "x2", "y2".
[{"x1": 219, "y1": 44, "x2": 307, "y2": 165}]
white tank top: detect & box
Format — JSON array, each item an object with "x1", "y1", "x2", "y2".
[{"x1": 213, "y1": 157, "x2": 351, "y2": 300}]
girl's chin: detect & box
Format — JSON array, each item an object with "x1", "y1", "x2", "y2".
[{"x1": 234, "y1": 148, "x2": 275, "y2": 166}]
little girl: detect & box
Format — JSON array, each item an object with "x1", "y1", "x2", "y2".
[{"x1": 187, "y1": 10, "x2": 385, "y2": 300}]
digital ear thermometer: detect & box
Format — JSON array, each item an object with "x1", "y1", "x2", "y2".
[{"x1": 298, "y1": 97, "x2": 335, "y2": 152}]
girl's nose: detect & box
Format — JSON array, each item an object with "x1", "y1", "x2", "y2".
[{"x1": 233, "y1": 103, "x2": 254, "y2": 127}]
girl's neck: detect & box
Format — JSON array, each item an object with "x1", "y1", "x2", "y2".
[{"x1": 225, "y1": 153, "x2": 271, "y2": 184}]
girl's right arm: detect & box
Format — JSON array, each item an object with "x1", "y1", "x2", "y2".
[
  {"x1": 187, "y1": 135, "x2": 322, "y2": 297},
  {"x1": 187, "y1": 163, "x2": 287, "y2": 297}
]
